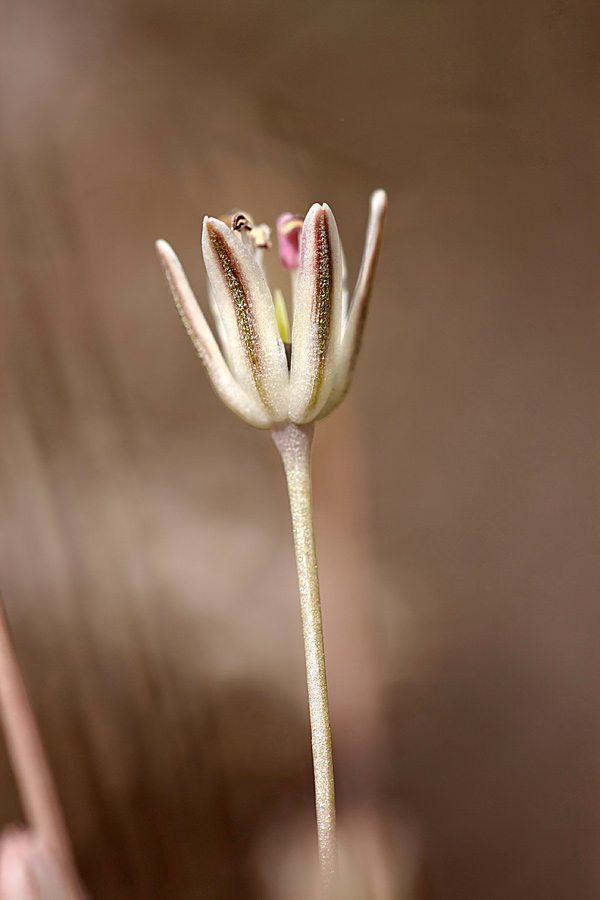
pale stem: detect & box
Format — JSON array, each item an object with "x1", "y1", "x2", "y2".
[
  {"x1": 0, "y1": 594, "x2": 84, "y2": 898},
  {"x1": 271, "y1": 423, "x2": 337, "y2": 894}
]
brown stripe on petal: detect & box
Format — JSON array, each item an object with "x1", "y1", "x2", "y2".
[
  {"x1": 307, "y1": 208, "x2": 333, "y2": 411},
  {"x1": 208, "y1": 225, "x2": 269, "y2": 403}
]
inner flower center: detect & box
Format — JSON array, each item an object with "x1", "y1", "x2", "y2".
[{"x1": 223, "y1": 208, "x2": 305, "y2": 368}]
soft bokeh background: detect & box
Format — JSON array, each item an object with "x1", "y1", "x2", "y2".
[{"x1": 0, "y1": 1, "x2": 597, "y2": 898}]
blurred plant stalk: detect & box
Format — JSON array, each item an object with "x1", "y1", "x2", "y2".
[{"x1": 0, "y1": 596, "x2": 87, "y2": 900}]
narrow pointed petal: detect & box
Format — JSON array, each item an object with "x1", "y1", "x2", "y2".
[
  {"x1": 340, "y1": 242, "x2": 349, "y2": 323},
  {"x1": 288, "y1": 203, "x2": 344, "y2": 423},
  {"x1": 207, "y1": 281, "x2": 232, "y2": 369},
  {"x1": 156, "y1": 240, "x2": 273, "y2": 428},
  {"x1": 202, "y1": 218, "x2": 289, "y2": 421},
  {"x1": 317, "y1": 189, "x2": 387, "y2": 419}
]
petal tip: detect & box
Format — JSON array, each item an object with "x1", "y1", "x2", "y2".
[
  {"x1": 203, "y1": 216, "x2": 238, "y2": 248},
  {"x1": 155, "y1": 238, "x2": 172, "y2": 258},
  {"x1": 321, "y1": 203, "x2": 339, "y2": 228},
  {"x1": 370, "y1": 189, "x2": 388, "y2": 214},
  {"x1": 202, "y1": 216, "x2": 223, "y2": 253},
  {"x1": 203, "y1": 215, "x2": 226, "y2": 236},
  {"x1": 304, "y1": 202, "x2": 324, "y2": 223},
  {"x1": 155, "y1": 239, "x2": 180, "y2": 271}
]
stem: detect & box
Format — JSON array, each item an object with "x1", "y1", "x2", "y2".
[
  {"x1": 0, "y1": 593, "x2": 84, "y2": 898},
  {"x1": 272, "y1": 423, "x2": 337, "y2": 894}
]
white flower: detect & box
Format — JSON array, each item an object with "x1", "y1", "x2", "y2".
[{"x1": 156, "y1": 190, "x2": 387, "y2": 429}]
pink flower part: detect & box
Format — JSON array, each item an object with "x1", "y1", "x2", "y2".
[{"x1": 276, "y1": 213, "x2": 304, "y2": 270}]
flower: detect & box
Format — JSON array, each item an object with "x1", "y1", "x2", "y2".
[{"x1": 156, "y1": 190, "x2": 387, "y2": 429}]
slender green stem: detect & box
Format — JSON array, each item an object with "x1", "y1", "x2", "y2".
[
  {"x1": 0, "y1": 594, "x2": 85, "y2": 899},
  {"x1": 272, "y1": 423, "x2": 337, "y2": 894}
]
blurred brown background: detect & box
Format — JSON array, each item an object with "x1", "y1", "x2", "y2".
[{"x1": 0, "y1": 0, "x2": 598, "y2": 898}]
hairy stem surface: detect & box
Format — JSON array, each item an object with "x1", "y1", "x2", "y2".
[{"x1": 272, "y1": 423, "x2": 337, "y2": 894}]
